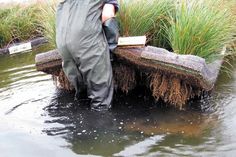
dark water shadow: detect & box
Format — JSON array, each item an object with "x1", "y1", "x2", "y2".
[
  {"x1": 42, "y1": 86, "x2": 221, "y2": 156},
  {"x1": 42, "y1": 56, "x2": 236, "y2": 156}
]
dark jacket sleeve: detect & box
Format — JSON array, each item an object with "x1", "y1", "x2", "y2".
[{"x1": 105, "y1": 0, "x2": 119, "y2": 12}]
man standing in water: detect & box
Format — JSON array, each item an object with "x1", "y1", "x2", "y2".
[{"x1": 56, "y1": 0, "x2": 119, "y2": 111}]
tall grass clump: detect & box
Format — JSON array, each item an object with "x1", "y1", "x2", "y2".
[
  {"x1": 117, "y1": 0, "x2": 174, "y2": 48},
  {"x1": 36, "y1": 0, "x2": 236, "y2": 61},
  {"x1": 165, "y1": 0, "x2": 236, "y2": 62},
  {"x1": 38, "y1": 1, "x2": 57, "y2": 48},
  {"x1": 225, "y1": 0, "x2": 236, "y2": 56},
  {"x1": 0, "y1": 8, "x2": 13, "y2": 48},
  {"x1": 0, "y1": 5, "x2": 42, "y2": 48}
]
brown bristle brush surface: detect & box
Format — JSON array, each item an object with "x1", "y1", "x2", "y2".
[{"x1": 35, "y1": 46, "x2": 222, "y2": 110}]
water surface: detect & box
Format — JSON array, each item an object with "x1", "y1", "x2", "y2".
[{"x1": 0, "y1": 47, "x2": 236, "y2": 157}]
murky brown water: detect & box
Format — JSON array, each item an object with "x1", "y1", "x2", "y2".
[{"x1": 0, "y1": 47, "x2": 236, "y2": 157}]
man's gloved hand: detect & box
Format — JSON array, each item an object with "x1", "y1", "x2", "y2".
[{"x1": 103, "y1": 17, "x2": 119, "y2": 61}]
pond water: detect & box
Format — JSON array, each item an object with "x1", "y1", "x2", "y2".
[{"x1": 0, "y1": 46, "x2": 236, "y2": 157}]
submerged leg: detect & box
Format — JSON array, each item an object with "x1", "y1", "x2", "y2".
[
  {"x1": 87, "y1": 42, "x2": 114, "y2": 111},
  {"x1": 58, "y1": 46, "x2": 85, "y2": 99},
  {"x1": 70, "y1": 34, "x2": 114, "y2": 111}
]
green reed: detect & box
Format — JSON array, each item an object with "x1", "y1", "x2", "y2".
[
  {"x1": 117, "y1": 0, "x2": 174, "y2": 48},
  {"x1": 1, "y1": 0, "x2": 235, "y2": 62},
  {"x1": 38, "y1": 1, "x2": 57, "y2": 48},
  {"x1": 165, "y1": 0, "x2": 236, "y2": 62},
  {"x1": 0, "y1": 5, "x2": 42, "y2": 48}
]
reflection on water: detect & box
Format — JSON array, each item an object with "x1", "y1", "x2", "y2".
[{"x1": 0, "y1": 48, "x2": 236, "y2": 157}]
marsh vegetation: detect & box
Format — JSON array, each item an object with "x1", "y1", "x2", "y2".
[
  {"x1": 0, "y1": 0, "x2": 235, "y2": 61},
  {"x1": 0, "y1": 4, "x2": 42, "y2": 48},
  {"x1": 118, "y1": 0, "x2": 236, "y2": 62}
]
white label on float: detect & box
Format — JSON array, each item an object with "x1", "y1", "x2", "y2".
[
  {"x1": 118, "y1": 36, "x2": 146, "y2": 47},
  {"x1": 9, "y1": 42, "x2": 32, "y2": 54}
]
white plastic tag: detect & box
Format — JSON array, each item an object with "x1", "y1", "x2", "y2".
[
  {"x1": 9, "y1": 42, "x2": 32, "y2": 55},
  {"x1": 118, "y1": 36, "x2": 146, "y2": 47}
]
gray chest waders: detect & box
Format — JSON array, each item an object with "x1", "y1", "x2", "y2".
[{"x1": 56, "y1": 0, "x2": 114, "y2": 111}]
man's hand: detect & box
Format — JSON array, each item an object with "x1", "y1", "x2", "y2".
[{"x1": 102, "y1": 4, "x2": 115, "y2": 23}]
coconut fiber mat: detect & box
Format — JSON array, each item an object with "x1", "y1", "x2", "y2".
[{"x1": 35, "y1": 46, "x2": 222, "y2": 109}]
